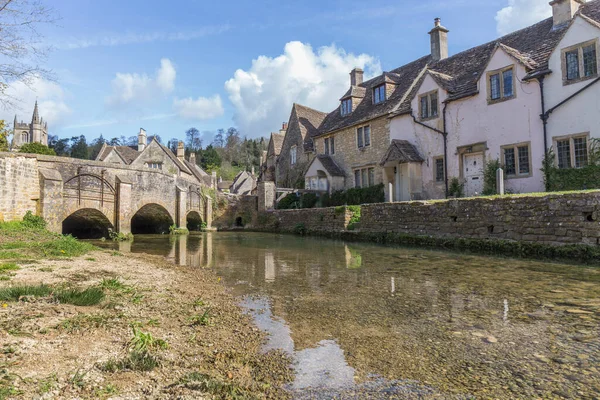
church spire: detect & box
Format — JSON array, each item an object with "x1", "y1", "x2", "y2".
[
  {"x1": 13, "y1": 114, "x2": 17, "y2": 127},
  {"x1": 32, "y1": 100, "x2": 39, "y2": 124}
]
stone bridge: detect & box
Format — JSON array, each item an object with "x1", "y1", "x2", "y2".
[{"x1": 0, "y1": 153, "x2": 212, "y2": 238}]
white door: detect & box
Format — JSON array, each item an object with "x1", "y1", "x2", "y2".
[
  {"x1": 463, "y1": 153, "x2": 484, "y2": 197},
  {"x1": 395, "y1": 164, "x2": 410, "y2": 202}
]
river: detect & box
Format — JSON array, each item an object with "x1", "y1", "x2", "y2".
[{"x1": 105, "y1": 232, "x2": 600, "y2": 398}]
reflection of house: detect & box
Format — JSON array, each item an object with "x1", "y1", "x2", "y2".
[
  {"x1": 96, "y1": 128, "x2": 212, "y2": 187},
  {"x1": 276, "y1": 0, "x2": 600, "y2": 200}
]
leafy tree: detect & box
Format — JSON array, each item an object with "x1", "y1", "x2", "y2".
[
  {"x1": 69, "y1": 135, "x2": 88, "y2": 159},
  {"x1": 0, "y1": 120, "x2": 9, "y2": 151},
  {"x1": 200, "y1": 145, "x2": 222, "y2": 170},
  {"x1": 19, "y1": 142, "x2": 56, "y2": 156},
  {"x1": 89, "y1": 134, "x2": 106, "y2": 160},
  {"x1": 167, "y1": 138, "x2": 179, "y2": 154},
  {"x1": 213, "y1": 129, "x2": 225, "y2": 148},
  {"x1": 50, "y1": 138, "x2": 70, "y2": 156},
  {"x1": 108, "y1": 137, "x2": 121, "y2": 146},
  {"x1": 147, "y1": 134, "x2": 162, "y2": 144},
  {"x1": 186, "y1": 127, "x2": 202, "y2": 151}
]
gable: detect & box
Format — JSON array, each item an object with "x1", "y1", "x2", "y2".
[
  {"x1": 103, "y1": 149, "x2": 127, "y2": 164},
  {"x1": 550, "y1": 14, "x2": 600, "y2": 62},
  {"x1": 130, "y1": 140, "x2": 183, "y2": 175}
]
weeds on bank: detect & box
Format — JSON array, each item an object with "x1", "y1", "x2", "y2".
[
  {"x1": 99, "y1": 328, "x2": 168, "y2": 373},
  {"x1": 38, "y1": 374, "x2": 58, "y2": 394},
  {"x1": 178, "y1": 372, "x2": 248, "y2": 398},
  {"x1": 0, "y1": 284, "x2": 104, "y2": 306},
  {"x1": 58, "y1": 313, "x2": 117, "y2": 333},
  {"x1": 0, "y1": 263, "x2": 19, "y2": 274},
  {"x1": 189, "y1": 309, "x2": 212, "y2": 326}
]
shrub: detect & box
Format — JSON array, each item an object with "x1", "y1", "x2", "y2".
[
  {"x1": 108, "y1": 229, "x2": 133, "y2": 242},
  {"x1": 293, "y1": 223, "x2": 307, "y2": 236},
  {"x1": 169, "y1": 224, "x2": 189, "y2": 235},
  {"x1": 346, "y1": 206, "x2": 361, "y2": 231},
  {"x1": 448, "y1": 177, "x2": 464, "y2": 198},
  {"x1": 542, "y1": 144, "x2": 600, "y2": 191},
  {"x1": 482, "y1": 159, "x2": 501, "y2": 196},
  {"x1": 22, "y1": 211, "x2": 47, "y2": 230},
  {"x1": 19, "y1": 142, "x2": 56, "y2": 156}
]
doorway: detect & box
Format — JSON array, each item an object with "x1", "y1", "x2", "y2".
[{"x1": 463, "y1": 153, "x2": 484, "y2": 197}]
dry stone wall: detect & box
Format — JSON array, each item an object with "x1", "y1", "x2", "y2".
[{"x1": 0, "y1": 156, "x2": 39, "y2": 221}]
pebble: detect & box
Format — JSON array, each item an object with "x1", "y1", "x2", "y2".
[
  {"x1": 485, "y1": 336, "x2": 498, "y2": 344},
  {"x1": 534, "y1": 354, "x2": 551, "y2": 363},
  {"x1": 566, "y1": 309, "x2": 593, "y2": 314}
]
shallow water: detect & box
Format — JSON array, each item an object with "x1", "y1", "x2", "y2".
[{"x1": 106, "y1": 233, "x2": 600, "y2": 398}]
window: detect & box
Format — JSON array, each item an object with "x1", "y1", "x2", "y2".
[
  {"x1": 488, "y1": 66, "x2": 515, "y2": 103},
  {"x1": 354, "y1": 167, "x2": 375, "y2": 188},
  {"x1": 324, "y1": 138, "x2": 330, "y2": 155},
  {"x1": 290, "y1": 145, "x2": 297, "y2": 165},
  {"x1": 563, "y1": 40, "x2": 598, "y2": 84},
  {"x1": 501, "y1": 143, "x2": 530, "y2": 177},
  {"x1": 341, "y1": 99, "x2": 352, "y2": 116},
  {"x1": 373, "y1": 84, "x2": 386, "y2": 104},
  {"x1": 146, "y1": 162, "x2": 162, "y2": 170},
  {"x1": 357, "y1": 125, "x2": 371, "y2": 149},
  {"x1": 324, "y1": 137, "x2": 335, "y2": 155},
  {"x1": 554, "y1": 134, "x2": 589, "y2": 169},
  {"x1": 419, "y1": 91, "x2": 438, "y2": 119},
  {"x1": 434, "y1": 157, "x2": 445, "y2": 182}
]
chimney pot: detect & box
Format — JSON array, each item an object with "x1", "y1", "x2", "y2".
[
  {"x1": 138, "y1": 127, "x2": 147, "y2": 152},
  {"x1": 550, "y1": 0, "x2": 584, "y2": 29},
  {"x1": 350, "y1": 68, "x2": 364, "y2": 86},
  {"x1": 190, "y1": 152, "x2": 196, "y2": 165},
  {"x1": 429, "y1": 18, "x2": 449, "y2": 62}
]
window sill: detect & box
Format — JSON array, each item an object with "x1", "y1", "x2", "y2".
[
  {"x1": 505, "y1": 173, "x2": 532, "y2": 180},
  {"x1": 420, "y1": 115, "x2": 439, "y2": 122},
  {"x1": 563, "y1": 74, "x2": 598, "y2": 86},
  {"x1": 487, "y1": 95, "x2": 515, "y2": 105},
  {"x1": 357, "y1": 146, "x2": 371, "y2": 151}
]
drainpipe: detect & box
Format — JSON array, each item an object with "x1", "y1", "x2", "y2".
[
  {"x1": 411, "y1": 105, "x2": 449, "y2": 197},
  {"x1": 539, "y1": 75, "x2": 600, "y2": 191},
  {"x1": 539, "y1": 76, "x2": 550, "y2": 191}
]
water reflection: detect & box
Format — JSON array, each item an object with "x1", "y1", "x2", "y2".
[{"x1": 110, "y1": 233, "x2": 600, "y2": 398}]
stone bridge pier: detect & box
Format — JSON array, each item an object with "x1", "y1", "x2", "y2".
[{"x1": 1, "y1": 153, "x2": 213, "y2": 238}]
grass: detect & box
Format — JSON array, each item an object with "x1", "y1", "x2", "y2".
[
  {"x1": 129, "y1": 327, "x2": 168, "y2": 352},
  {"x1": 178, "y1": 372, "x2": 248, "y2": 398},
  {"x1": 0, "y1": 263, "x2": 19, "y2": 273},
  {"x1": 58, "y1": 313, "x2": 117, "y2": 333},
  {"x1": 189, "y1": 309, "x2": 212, "y2": 326},
  {"x1": 0, "y1": 284, "x2": 104, "y2": 306},
  {"x1": 38, "y1": 374, "x2": 57, "y2": 394},
  {"x1": 100, "y1": 277, "x2": 132, "y2": 292},
  {"x1": 99, "y1": 351, "x2": 160, "y2": 372},
  {"x1": 0, "y1": 251, "x2": 25, "y2": 260}
]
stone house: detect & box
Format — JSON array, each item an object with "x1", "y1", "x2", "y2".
[
  {"x1": 96, "y1": 128, "x2": 212, "y2": 187},
  {"x1": 10, "y1": 101, "x2": 48, "y2": 150},
  {"x1": 260, "y1": 128, "x2": 285, "y2": 182},
  {"x1": 276, "y1": 104, "x2": 327, "y2": 188},
  {"x1": 389, "y1": 0, "x2": 600, "y2": 200}
]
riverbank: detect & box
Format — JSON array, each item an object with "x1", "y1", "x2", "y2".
[{"x1": 0, "y1": 221, "x2": 292, "y2": 399}]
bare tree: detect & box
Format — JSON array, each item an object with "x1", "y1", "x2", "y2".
[{"x1": 0, "y1": 0, "x2": 57, "y2": 107}]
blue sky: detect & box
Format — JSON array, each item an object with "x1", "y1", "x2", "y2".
[{"x1": 4, "y1": 0, "x2": 553, "y2": 144}]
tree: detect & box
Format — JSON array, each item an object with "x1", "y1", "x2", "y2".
[
  {"x1": 49, "y1": 137, "x2": 70, "y2": 156},
  {"x1": 200, "y1": 145, "x2": 222, "y2": 170},
  {"x1": 0, "y1": 1, "x2": 57, "y2": 107},
  {"x1": 19, "y1": 142, "x2": 56, "y2": 155},
  {"x1": 213, "y1": 129, "x2": 225, "y2": 148},
  {"x1": 89, "y1": 134, "x2": 106, "y2": 160},
  {"x1": 108, "y1": 137, "x2": 121, "y2": 146},
  {"x1": 186, "y1": 127, "x2": 202, "y2": 151},
  {"x1": 167, "y1": 138, "x2": 178, "y2": 154},
  {"x1": 147, "y1": 134, "x2": 162, "y2": 144},
  {"x1": 69, "y1": 135, "x2": 88, "y2": 159},
  {"x1": 0, "y1": 120, "x2": 9, "y2": 151}
]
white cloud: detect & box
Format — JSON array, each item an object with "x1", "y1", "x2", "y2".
[
  {"x1": 495, "y1": 0, "x2": 552, "y2": 36},
  {"x1": 224, "y1": 41, "x2": 381, "y2": 137},
  {"x1": 0, "y1": 76, "x2": 72, "y2": 129},
  {"x1": 173, "y1": 95, "x2": 224, "y2": 120},
  {"x1": 106, "y1": 58, "x2": 176, "y2": 107}
]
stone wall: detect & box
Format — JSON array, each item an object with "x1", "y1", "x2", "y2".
[
  {"x1": 250, "y1": 191, "x2": 600, "y2": 248},
  {"x1": 0, "y1": 156, "x2": 40, "y2": 221}
]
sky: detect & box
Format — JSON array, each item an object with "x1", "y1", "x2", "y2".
[{"x1": 3, "y1": 0, "x2": 555, "y2": 145}]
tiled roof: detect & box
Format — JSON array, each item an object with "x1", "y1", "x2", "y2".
[
  {"x1": 269, "y1": 132, "x2": 285, "y2": 156},
  {"x1": 183, "y1": 159, "x2": 210, "y2": 185},
  {"x1": 292, "y1": 103, "x2": 327, "y2": 152},
  {"x1": 380, "y1": 140, "x2": 424, "y2": 166},
  {"x1": 313, "y1": 154, "x2": 345, "y2": 177},
  {"x1": 154, "y1": 140, "x2": 192, "y2": 174},
  {"x1": 97, "y1": 145, "x2": 140, "y2": 164}
]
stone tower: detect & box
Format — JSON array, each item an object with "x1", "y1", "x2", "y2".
[{"x1": 11, "y1": 101, "x2": 49, "y2": 150}]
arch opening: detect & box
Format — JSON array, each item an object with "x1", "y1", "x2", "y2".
[
  {"x1": 131, "y1": 203, "x2": 174, "y2": 234},
  {"x1": 62, "y1": 208, "x2": 114, "y2": 239},
  {"x1": 235, "y1": 216, "x2": 244, "y2": 227},
  {"x1": 186, "y1": 211, "x2": 203, "y2": 232}
]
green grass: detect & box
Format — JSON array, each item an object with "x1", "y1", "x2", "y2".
[
  {"x1": 0, "y1": 263, "x2": 19, "y2": 273},
  {"x1": 0, "y1": 251, "x2": 25, "y2": 260},
  {"x1": 99, "y1": 351, "x2": 160, "y2": 372},
  {"x1": 0, "y1": 284, "x2": 104, "y2": 306},
  {"x1": 100, "y1": 277, "x2": 132, "y2": 292},
  {"x1": 129, "y1": 327, "x2": 167, "y2": 352},
  {"x1": 58, "y1": 313, "x2": 116, "y2": 332},
  {"x1": 38, "y1": 235, "x2": 94, "y2": 258},
  {"x1": 189, "y1": 309, "x2": 212, "y2": 326},
  {"x1": 55, "y1": 287, "x2": 105, "y2": 306}
]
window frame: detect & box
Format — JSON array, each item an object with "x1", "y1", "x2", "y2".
[
  {"x1": 290, "y1": 145, "x2": 297, "y2": 166},
  {"x1": 353, "y1": 166, "x2": 376, "y2": 188},
  {"x1": 356, "y1": 125, "x2": 371, "y2": 149},
  {"x1": 500, "y1": 142, "x2": 532, "y2": 179},
  {"x1": 146, "y1": 162, "x2": 163, "y2": 170},
  {"x1": 341, "y1": 98, "x2": 353, "y2": 116},
  {"x1": 553, "y1": 133, "x2": 590, "y2": 169},
  {"x1": 418, "y1": 90, "x2": 439, "y2": 120},
  {"x1": 373, "y1": 84, "x2": 386, "y2": 104},
  {"x1": 433, "y1": 156, "x2": 445, "y2": 183},
  {"x1": 324, "y1": 138, "x2": 330, "y2": 155},
  {"x1": 486, "y1": 66, "x2": 516, "y2": 104},
  {"x1": 562, "y1": 39, "x2": 599, "y2": 85}
]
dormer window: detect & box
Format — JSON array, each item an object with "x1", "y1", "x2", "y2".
[
  {"x1": 373, "y1": 84, "x2": 386, "y2": 104},
  {"x1": 487, "y1": 66, "x2": 515, "y2": 104},
  {"x1": 419, "y1": 90, "x2": 438, "y2": 120},
  {"x1": 562, "y1": 40, "x2": 598, "y2": 85},
  {"x1": 341, "y1": 99, "x2": 352, "y2": 116}
]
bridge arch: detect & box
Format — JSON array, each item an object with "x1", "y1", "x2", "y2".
[
  {"x1": 131, "y1": 203, "x2": 174, "y2": 234},
  {"x1": 186, "y1": 211, "x2": 203, "y2": 232},
  {"x1": 62, "y1": 208, "x2": 114, "y2": 239}
]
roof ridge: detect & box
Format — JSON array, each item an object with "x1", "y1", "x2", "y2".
[{"x1": 293, "y1": 103, "x2": 328, "y2": 116}]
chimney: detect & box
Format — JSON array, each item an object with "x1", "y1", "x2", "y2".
[
  {"x1": 429, "y1": 18, "x2": 449, "y2": 62},
  {"x1": 138, "y1": 128, "x2": 147, "y2": 152},
  {"x1": 350, "y1": 68, "x2": 364, "y2": 86},
  {"x1": 177, "y1": 141, "x2": 185, "y2": 161},
  {"x1": 189, "y1": 152, "x2": 196, "y2": 165},
  {"x1": 550, "y1": 0, "x2": 584, "y2": 29},
  {"x1": 280, "y1": 122, "x2": 288, "y2": 135}
]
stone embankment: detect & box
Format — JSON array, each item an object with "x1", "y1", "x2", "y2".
[{"x1": 218, "y1": 190, "x2": 600, "y2": 263}]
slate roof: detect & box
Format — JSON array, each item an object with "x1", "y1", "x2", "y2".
[
  {"x1": 183, "y1": 159, "x2": 210, "y2": 186},
  {"x1": 312, "y1": 155, "x2": 346, "y2": 177},
  {"x1": 97, "y1": 145, "x2": 140, "y2": 164},
  {"x1": 380, "y1": 140, "x2": 424, "y2": 166},
  {"x1": 269, "y1": 132, "x2": 285, "y2": 156},
  {"x1": 154, "y1": 140, "x2": 192, "y2": 175},
  {"x1": 291, "y1": 103, "x2": 328, "y2": 152}
]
